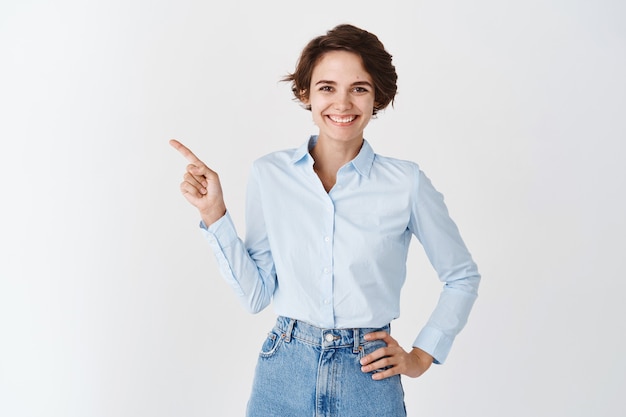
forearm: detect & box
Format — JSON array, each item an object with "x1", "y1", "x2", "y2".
[
  {"x1": 200, "y1": 212, "x2": 275, "y2": 314},
  {"x1": 413, "y1": 274, "x2": 480, "y2": 364}
]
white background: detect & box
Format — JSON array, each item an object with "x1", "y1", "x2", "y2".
[{"x1": 1, "y1": 0, "x2": 625, "y2": 416}]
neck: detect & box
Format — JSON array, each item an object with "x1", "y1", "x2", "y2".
[
  {"x1": 310, "y1": 136, "x2": 363, "y2": 192},
  {"x1": 311, "y1": 136, "x2": 363, "y2": 168}
]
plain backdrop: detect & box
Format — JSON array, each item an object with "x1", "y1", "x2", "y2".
[{"x1": 1, "y1": 0, "x2": 625, "y2": 416}]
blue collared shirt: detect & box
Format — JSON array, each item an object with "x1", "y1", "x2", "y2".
[{"x1": 201, "y1": 136, "x2": 480, "y2": 363}]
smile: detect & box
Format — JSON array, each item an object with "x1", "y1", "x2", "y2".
[{"x1": 328, "y1": 115, "x2": 357, "y2": 124}]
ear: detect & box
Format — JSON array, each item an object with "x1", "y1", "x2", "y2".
[{"x1": 299, "y1": 89, "x2": 310, "y2": 105}]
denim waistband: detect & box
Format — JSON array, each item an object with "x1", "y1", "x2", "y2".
[{"x1": 274, "y1": 316, "x2": 390, "y2": 352}]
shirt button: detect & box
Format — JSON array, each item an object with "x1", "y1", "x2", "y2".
[
  {"x1": 324, "y1": 236, "x2": 330, "y2": 242},
  {"x1": 325, "y1": 333, "x2": 334, "y2": 342},
  {"x1": 323, "y1": 267, "x2": 330, "y2": 274},
  {"x1": 323, "y1": 299, "x2": 330, "y2": 305}
]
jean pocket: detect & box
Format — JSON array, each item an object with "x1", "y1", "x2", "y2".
[{"x1": 259, "y1": 330, "x2": 284, "y2": 358}]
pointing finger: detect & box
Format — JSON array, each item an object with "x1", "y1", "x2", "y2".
[{"x1": 169, "y1": 139, "x2": 202, "y2": 164}]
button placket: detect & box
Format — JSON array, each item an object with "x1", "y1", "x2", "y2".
[{"x1": 318, "y1": 200, "x2": 335, "y2": 328}]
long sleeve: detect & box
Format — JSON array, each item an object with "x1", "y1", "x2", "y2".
[
  {"x1": 200, "y1": 165, "x2": 276, "y2": 314},
  {"x1": 408, "y1": 167, "x2": 481, "y2": 364}
]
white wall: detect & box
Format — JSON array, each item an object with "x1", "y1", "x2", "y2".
[{"x1": 1, "y1": 0, "x2": 624, "y2": 416}]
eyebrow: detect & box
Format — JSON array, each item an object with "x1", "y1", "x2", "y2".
[{"x1": 314, "y1": 80, "x2": 374, "y2": 87}]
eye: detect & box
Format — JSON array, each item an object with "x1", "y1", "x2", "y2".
[
  {"x1": 319, "y1": 85, "x2": 333, "y2": 92},
  {"x1": 352, "y1": 86, "x2": 369, "y2": 93}
]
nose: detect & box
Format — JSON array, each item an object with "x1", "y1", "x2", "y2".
[{"x1": 333, "y1": 91, "x2": 352, "y2": 111}]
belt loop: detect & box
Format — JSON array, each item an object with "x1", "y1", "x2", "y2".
[
  {"x1": 353, "y1": 328, "x2": 360, "y2": 353},
  {"x1": 284, "y1": 318, "x2": 296, "y2": 343}
]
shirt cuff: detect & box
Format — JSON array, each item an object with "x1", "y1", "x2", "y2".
[
  {"x1": 413, "y1": 326, "x2": 454, "y2": 365},
  {"x1": 199, "y1": 211, "x2": 238, "y2": 249}
]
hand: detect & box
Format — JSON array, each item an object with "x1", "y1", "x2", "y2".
[
  {"x1": 359, "y1": 331, "x2": 434, "y2": 380},
  {"x1": 169, "y1": 139, "x2": 227, "y2": 225}
]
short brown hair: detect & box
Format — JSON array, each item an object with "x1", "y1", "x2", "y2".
[{"x1": 283, "y1": 24, "x2": 398, "y2": 115}]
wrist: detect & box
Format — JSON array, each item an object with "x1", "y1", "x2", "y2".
[
  {"x1": 200, "y1": 204, "x2": 227, "y2": 226},
  {"x1": 411, "y1": 347, "x2": 434, "y2": 365}
]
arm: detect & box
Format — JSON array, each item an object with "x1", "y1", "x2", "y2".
[
  {"x1": 170, "y1": 140, "x2": 276, "y2": 313},
  {"x1": 409, "y1": 167, "x2": 481, "y2": 364},
  {"x1": 360, "y1": 166, "x2": 480, "y2": 379}
]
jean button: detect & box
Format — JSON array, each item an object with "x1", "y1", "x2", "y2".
[{"x1": 325, "y1": 333, "x2": 334, "y2": 343}]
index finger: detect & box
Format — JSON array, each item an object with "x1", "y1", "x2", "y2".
[
  {"x1": 169, "y1": 139, "x2": 201, "y2": 163},
  {"x1": 364, "y1": 331, "x2": 393, "y2": 343}
]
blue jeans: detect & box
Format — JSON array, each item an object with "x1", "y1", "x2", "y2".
[{"x1": 247, "y1": 316, "x2": 406, "y2": 417}]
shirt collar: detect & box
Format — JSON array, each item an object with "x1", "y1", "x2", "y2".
[
  {"x1": 291, "y1": 135, "x2": 375, "y2": 178},
  {"x1": 291, "y1": 136, "x2": 316, "y2": 164}
]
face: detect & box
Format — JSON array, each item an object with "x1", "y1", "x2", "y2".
[{"x1": 304, "y1": 50, "x2": 376, "y2": 146}]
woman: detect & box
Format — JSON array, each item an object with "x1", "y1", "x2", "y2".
[{"x1": 171, "y1": 24, "x2": 480, "y2": 417}]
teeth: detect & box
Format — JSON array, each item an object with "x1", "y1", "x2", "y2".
[{"x1": 329, "y1": 115, "x2": 356, "y2": 123}]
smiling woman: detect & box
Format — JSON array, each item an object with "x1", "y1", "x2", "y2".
[
  {"x1": 283, "y1": 24, "x2": 397, "y2": 115},
  {"x1": 306, "y1": 51, "x2": 375, "y2": 150},
  {"x1": 171, "y1": 23, "x2": 480, "y2": 417}
]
